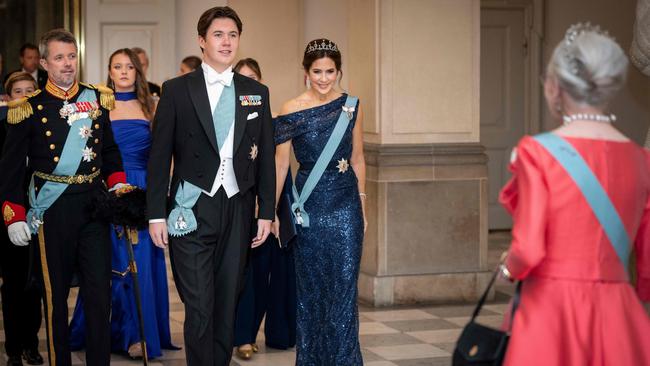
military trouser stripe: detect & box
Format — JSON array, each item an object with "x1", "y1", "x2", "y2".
[{"x1": 37, "y1": 225, "x2": 56, "y2": 366}]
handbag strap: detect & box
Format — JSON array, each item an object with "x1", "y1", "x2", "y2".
[
  {"x1": 470, "y1": 267, "x2": 522, "y2": 331},
  {"x1": 533, "y1": 133, "x2": 631, "y2": 272}
]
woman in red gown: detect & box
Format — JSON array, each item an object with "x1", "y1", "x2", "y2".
[{"x1": 500, "y1": 23, "x2": 650, "y2": 366}]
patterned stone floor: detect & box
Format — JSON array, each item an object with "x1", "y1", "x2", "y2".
[{"x1": 1, "y1": 232, "x2": 514, "y2": 365}]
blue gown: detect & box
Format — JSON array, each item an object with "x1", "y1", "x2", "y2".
[
  {"x1": 69, "y1": 116, "x2": 177, "y2": 358},
  {"x1": 275, "y1": 94, "x2": 364, "y2": 365}
]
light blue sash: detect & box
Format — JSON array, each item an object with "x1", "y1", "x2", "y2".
[
  {"x1": 27, "y1": 88, "x2": 96, "y2": 233},
  {"x1": 167, "y1": 181, "x2": 203, "y2": 237},
  {"x1": 291, "y1": 96, "x2": 358, "y2": 227},
  {"x1": 213, "y1": 84, "x2": 235, "y2": 150},
  {"x1": 533, "y1": 133, "x2": 631, "y2": 271}
]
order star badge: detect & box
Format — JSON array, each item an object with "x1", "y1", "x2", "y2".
[
  {"x1": 337, "y1": 158, "x2": 349, "y2": 173},
  {"x1": 82, "y1": 146, "x2": 95, "y2": 162},
  {"x1": 249, "y1": 143, "x2": 258, "y2": 160},
  {"x1": 79, "y1": 125, "x2": 93, "y2": 139}
]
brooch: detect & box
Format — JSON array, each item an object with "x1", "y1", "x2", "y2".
[
  {"x1": 337, "y1": 158, "x2": 349, "y2": 173},
  {"x1": 342, "y1": 105, "x2": 355, "y2": 120},
  {"x1": 249, "y1": 143, "x2": 258, "y2": 160},
  {"x1": 239, "y1": 95, "x2": 262, "y2": 106}
]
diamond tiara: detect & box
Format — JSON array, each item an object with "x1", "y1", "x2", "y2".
[
  {"x1": 306, "y1": 39, "x2": 339, "y2": 54},
  {"x1": 564, "y1": 22, "x2": 612, "y2": 47}
]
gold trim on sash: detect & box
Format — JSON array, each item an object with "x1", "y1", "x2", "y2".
[{"x1": 37, "y1": 225, "x2": 56, "y2": 366}]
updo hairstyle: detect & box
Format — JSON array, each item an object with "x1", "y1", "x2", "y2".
[
  {"x1": 547, "y1": 23, "x2": 628, "y2": 107},
  {"x1": 302, "y1": 38, "x2": 342, "y2": 73}
]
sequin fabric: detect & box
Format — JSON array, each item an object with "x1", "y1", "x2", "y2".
[{"x1": 275, "y1": 94, "x2": 364, "y2": 365}]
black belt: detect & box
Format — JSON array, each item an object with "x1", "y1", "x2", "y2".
[{"x1": 299, "y1": 160, "x2": 345, "y2": 171}]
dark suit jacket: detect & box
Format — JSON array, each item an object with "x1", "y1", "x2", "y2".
[
  {"x1": 147, "y1": 68, "x2": 275, "y2": 221},
  {"x1": 3, "y1": 69, "x2": 48, "y2": 89},
  {"x1": 148, "y1": 81, "x2": 161, "y2": 97}
]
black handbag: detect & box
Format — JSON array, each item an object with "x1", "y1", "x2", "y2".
[{"x1": 452, "y1": 268, "x2": 521, "y2": 366}]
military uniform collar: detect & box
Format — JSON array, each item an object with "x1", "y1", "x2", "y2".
[{"x1": 45, "y1": 79, "x2": 80, "y2": 101}]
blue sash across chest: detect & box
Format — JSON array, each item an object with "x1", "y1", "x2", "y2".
[
  {"x1": 27, "y1": 88, "x2": 97, "y2": 233},
  {"x1": 533, "y1": 132, "x2": 631, "y2": 272}
]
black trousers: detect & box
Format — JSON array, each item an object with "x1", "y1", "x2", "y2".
[
  {"x1": 169, "y1": 188, "x2": 254, "y2": 366},
  {"x1": 36, "y1": 189, "x2": 111, "y2": 366},
  {"x1": 0, "y1": 224, "x2": 42, "y2": 357}
]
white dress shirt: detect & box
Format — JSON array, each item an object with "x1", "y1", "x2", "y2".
[
  {"x1": 201, "y1": 63, "x2": 239, "y2": 198},
  {"x1": 149, "y1": 63, "x2": 239, "y2": 223}
]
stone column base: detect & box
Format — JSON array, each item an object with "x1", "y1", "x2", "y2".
[
  {"x1": 361, "y1": 143, "x2": 491, "y2": 306},
  {"x1": 358, "y1": 271, "x2": 494, "y2": 307}
]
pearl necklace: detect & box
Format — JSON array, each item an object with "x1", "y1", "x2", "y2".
[{"x1": 562, "y1": 113, "x2": 616, "y2": 125}]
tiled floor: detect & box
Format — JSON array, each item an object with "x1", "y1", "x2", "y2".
[{"x1": 1, "y1": 232, "x2": 514, "y2": 365}]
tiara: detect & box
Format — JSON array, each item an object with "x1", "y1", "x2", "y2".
[
  {"x1": 564, "y1": 22, "x2": 611, "y2": 47},
  {"x1": 306, "y1": 39, "x2": 339, "y2": 54},
  {"x1": 563, "y1": 22, "x2": 614, "y2": 76}
]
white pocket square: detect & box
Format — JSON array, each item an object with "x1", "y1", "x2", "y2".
[{"x1": 247, "y1": 112, "x2": 259, "y2": 120}]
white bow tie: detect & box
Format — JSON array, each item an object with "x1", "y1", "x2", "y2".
[{"x1": 206, "y1": 70, "x2": 233, "y2": 86}]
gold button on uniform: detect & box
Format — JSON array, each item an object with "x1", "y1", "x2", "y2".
[
  {"x1": 94, "y1": 138, "x2": 99, "y2": 144},
  {"x1": 53, "y1": 156, "x2": 59, "y2": 162},
  {"x1": 46, "y1": 131, "x2": 52, "y2": 137},
  {"x1": 49, "y1": 144, "x2": 56, "y2": 150},
  {"x1": 91, "y1": 167, "x2": 97, "y2": 172},
  {"x1": 37, "y1": 105, "x2": 43, "y2": 111},
  {"x1": 94, "y1": 124, "x2": 100, "y2": 129},
  {"x1": 41, "y1": 117, "x2": 47, "y2": 123}
]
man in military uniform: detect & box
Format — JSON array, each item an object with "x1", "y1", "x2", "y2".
[{"x1": 0, "y1": 29, "x2": 126, "y2": 366}]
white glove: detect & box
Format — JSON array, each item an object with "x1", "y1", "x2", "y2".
[
  {"x1": 109, "y1": 183, "x2": 128, "y2": 192},
  {"x1": 8, "y1": 221, "x2": 31, "y2": 246}
]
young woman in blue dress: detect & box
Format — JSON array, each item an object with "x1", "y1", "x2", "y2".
[{"x1": 69, "y1": 48, "x2": 178, "y2": 360}]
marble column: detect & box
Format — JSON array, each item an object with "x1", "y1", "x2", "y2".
[{"x1": 348, "y1": 0, "x2": 491, "y2": 306}]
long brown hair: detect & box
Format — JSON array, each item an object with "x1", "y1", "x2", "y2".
[{"x1": 106, "y1": 48, "x2": 155, "y2": 121}]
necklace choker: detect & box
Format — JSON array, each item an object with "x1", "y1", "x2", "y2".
[
  {"x1": 115, "y1": 91, "x2": 137, "y2": 101},
  {"x1": 562, "y1": 113, "x2": 616, "y2": 125}
]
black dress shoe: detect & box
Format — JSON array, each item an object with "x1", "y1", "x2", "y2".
[
  {"x1": 6, "y1": 355, "x2": 23, "y2": 366},
  {"x1": 22, "y1": 349, "x2": 43, "y2": 365}
]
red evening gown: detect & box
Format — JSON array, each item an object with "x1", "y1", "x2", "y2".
[{"x1": 499, "y1": 134, "x2": 650, "y2": 366}]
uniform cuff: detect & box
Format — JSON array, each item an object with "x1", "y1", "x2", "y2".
[
  {"x1": 3, "y1": 201, "x2": 26, "y2": 226},
  {"x1": 149, "y1": 219, "x2": 166, "y2": 223},
  {"x1": 107, "y1": 172, "x2": 127, "y2": 188}
]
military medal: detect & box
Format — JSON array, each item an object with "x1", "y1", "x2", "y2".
[
  {"x1": 82, "y1": 146, "x2": 95, "y2": 162},
  {"x1": 175, "y1": 214, "x2": 188, "y2": 230},
  {"x1": 79, "y1": 126, "x2": 93, "y2": 139},
  {"x1": 59, "y1": 100, "x2": 101, "y2": 126},
  {"x1": 239, "y1": 95, "x2": 262, "y2": 106}
]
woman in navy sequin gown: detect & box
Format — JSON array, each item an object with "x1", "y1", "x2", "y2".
[
  {"x1": 69, "y1": 49, "x2": 177, "y2": 359},
  {"x1": 274, "y1": 39, "x2": 366, "y2": 365}
]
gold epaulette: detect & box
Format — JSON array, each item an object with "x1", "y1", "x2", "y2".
[
  {"x1": 96, "y1": 84, "x2": 115, "y2": 111},
  {"x1": 6, "y1": 89, "x2": 40, "y2": 124},
  {"x1": 83, "y1": 83, "x2": 115, "y2": 111}
]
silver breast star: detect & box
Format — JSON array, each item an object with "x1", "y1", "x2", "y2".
[
  {"x1": 249, "y1": 143, "x2": 258, "y2": 160},
  {"x1": 337, "y1": 158, "x2": 349, "y2": 173}
]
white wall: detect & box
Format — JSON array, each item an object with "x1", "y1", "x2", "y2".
[
  {"x1": 174, "y1": 0, "x2": 227, "y2": 81},
  {"x1": 302, "y1": 0, "x2": 349, "y2": 91}
]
